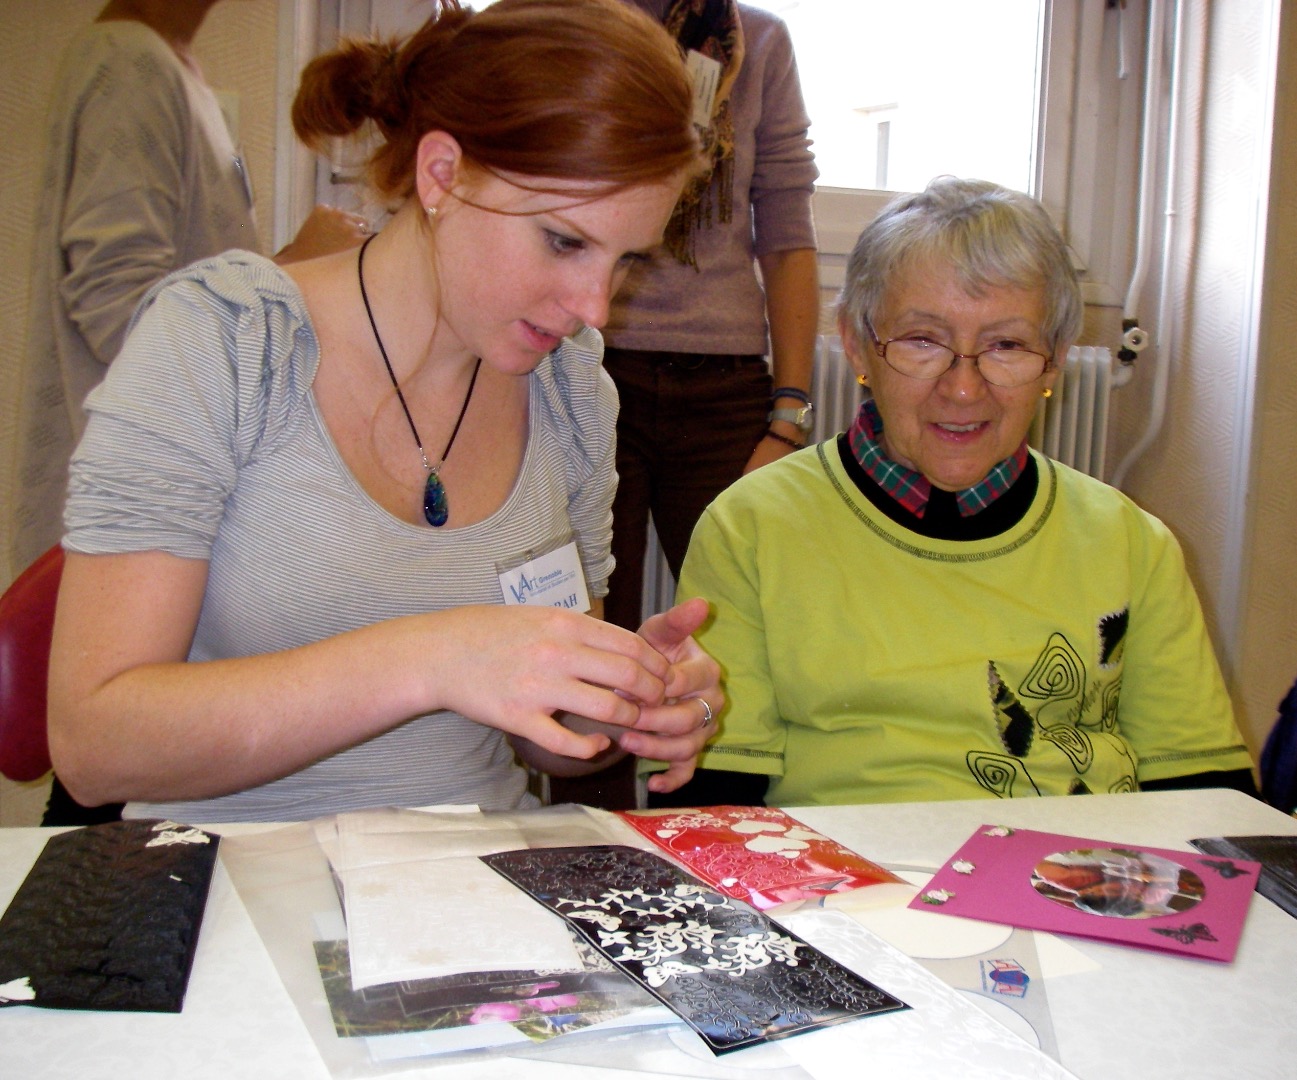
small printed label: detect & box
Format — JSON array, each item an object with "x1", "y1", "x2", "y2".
[
  {"x1": 498, "y1": 541, "x2": 590, "y2": 612},
  {"x1": 686, "y1": 50, "x2": 721, "y2": 127},
  {"x1": 979, "y1": 959, "x2": 1030, "y2": 998}
]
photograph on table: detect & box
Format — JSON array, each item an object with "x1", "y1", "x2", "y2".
[
  {"x1": 1030, "y1": 847, "x2": 1206, "y2": 919},
  {"x1": 912, "y1": 824, "x2": 1260, "y2": 962},
  {"x1": 312, "y1": 935, "x2": 663, "y2": 1056}
]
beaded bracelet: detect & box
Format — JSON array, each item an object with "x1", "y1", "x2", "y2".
[
  {"x1": 763, "y1": 429, "x2": 806, "y2": 451},
  {"x1": 770, "y1": 386, "x2": 810, "y2": 404}
]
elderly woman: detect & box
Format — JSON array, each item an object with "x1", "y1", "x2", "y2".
[{"x1": 656, "y1": 176, "x2": 1256, "y2": 807}]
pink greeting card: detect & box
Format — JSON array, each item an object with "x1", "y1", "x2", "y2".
[
  {"x1": 910, "y1": 825, "x2": 1261, "y2": 962},
  {"x1": 617, "y1": 805, "x2": 902, "y2": 910}
]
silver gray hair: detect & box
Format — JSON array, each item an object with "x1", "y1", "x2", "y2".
[{"x1": 836, "y1": 176, "x2": 1083, "y2": 356}]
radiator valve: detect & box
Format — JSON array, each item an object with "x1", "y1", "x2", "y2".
[{"x1": 1118, "y1": 319, "x2": 1148, "y2": 363}]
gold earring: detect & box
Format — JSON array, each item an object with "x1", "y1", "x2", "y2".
[
  {"x1": 856, "y1": 373, "x2": 869, "y2": 387},
  {"x1": 1042, "y1": 387, "x2": 1052, "y2": 399}
]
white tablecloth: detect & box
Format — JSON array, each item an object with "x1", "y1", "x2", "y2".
[{"x1": 0, "y1": 789, "x2": 1293, "y2": 1079}]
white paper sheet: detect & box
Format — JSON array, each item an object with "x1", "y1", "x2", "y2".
[
  {"x1": 849, "y1": 868, "x2": 1097, "y2": 976},
  {"x1": 330, "y1": 810, "x2": 584, "y2": 990},
  {"x1": 777, "y1": 910, "x2": 1080, "y2": 1079}
]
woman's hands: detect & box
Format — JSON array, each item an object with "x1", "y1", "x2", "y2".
[
  {"x1": 499, "y1": 598, "x2": 721, "y2": 792},
  {"x1": 438, "y1": 603, "x2": 673, "y2": 761},
  {"x1": 49, "y1": 546, "x2": 718, "y2": 805},
  {"x1": 626, "y1": 597, "x2": 722, "y2": 793}
]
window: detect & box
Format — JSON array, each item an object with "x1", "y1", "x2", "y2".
[
  {"x1": 746, "y1": 0, "x2": 1044, "y2": 195},
  {"x1": 305, "y1": 1, "x2": 1136, "y2": 305},
  {"x1": 761, "y1": 1, "x2": 1132, "y2": 310}
]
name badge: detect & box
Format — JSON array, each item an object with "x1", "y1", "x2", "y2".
[
  {"x1": 498, "y1": 541, "x2": 591, "y2": 612},
  {"x1": 686, "y1": 49, "x2": 721, "y2": 127}
]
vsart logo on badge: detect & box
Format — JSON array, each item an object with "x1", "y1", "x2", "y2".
[
  {"x1": 509, "y1": 570, "x2": 539, "y2": 605},
  {"x1": 499, "y1": 541, "x2": 591, "y2": 612},
  {"x1": 509, "y1": 566, "x2": 574, "y2": 605}
]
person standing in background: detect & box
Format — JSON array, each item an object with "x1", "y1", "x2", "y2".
[
  {"x1": 547, "y1": 0, "x2": 818, "y2": 810},
  {"x1": 601, "y1": 0, "x2": 820, "y2": 631},
  {"x1": 9, "y1": 0, "x2": 368, "y2": 576}
]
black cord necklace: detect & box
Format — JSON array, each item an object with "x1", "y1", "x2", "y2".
[{"x1": 357, "y1": 235, "x2": 481, "y2": 527}]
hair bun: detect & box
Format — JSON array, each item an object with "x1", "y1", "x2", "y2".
[
  {"x1": 364, "y1": 41, "x2": 407, "y2": 135},
  {"x1": 294, "y1": 0, "x2": 698, "y2": 205},
  {"x1": 291, "y1": 40, "x2": 377, "y2": 142}
]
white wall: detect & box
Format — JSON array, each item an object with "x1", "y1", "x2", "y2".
[{"x1": 1107, "y1": 1, "x2": 1295, "y2": 759}]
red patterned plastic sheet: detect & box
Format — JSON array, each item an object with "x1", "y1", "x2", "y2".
[{"x1": 617, "y1": 806, "x2": 902, "y2": 911}]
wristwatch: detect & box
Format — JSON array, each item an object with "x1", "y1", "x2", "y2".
[{"x1": 769, "y1": 400, "x2": 815, "y2": 436}]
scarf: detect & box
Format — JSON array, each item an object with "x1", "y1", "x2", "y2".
[
  {"x1": 846, "y1": 398, "x2": 1030, "y2": 518},
  {"x1": 661, "y1": 0, "x2": 744, "y2": 266}
]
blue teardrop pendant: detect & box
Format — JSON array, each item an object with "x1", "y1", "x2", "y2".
[
  {"x1": 423, "y1": 469, "x2": 449, "y2": 527},
  {"x1": 358, "y1": 239, "x2": 482, "y2": 533}
]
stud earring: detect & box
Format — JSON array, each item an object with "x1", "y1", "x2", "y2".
[
  {"x1": 856, "y1": 373, "x2": 869, "y2": 387},
  {"x1": 425, "y1": 204, "x2": 438, "y2": 221},
  {"x1": 1042, "y1": 387, "x2": 1053, "y2": 399}
]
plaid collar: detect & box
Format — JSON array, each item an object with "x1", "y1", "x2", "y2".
[{"x1": 846, "y1": 398, "x2": 1029, "y2": 518}]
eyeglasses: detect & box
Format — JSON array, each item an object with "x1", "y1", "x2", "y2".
[{"x1": 864, "y1": 321, "x2": 1051, "y2": 388}]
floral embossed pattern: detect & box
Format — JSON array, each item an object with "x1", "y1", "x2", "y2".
[
  {"x1": 481, "y1": 844, "x2": 908, "y2": 1054},
  {"x1": 618, "y1": 805, "x2": 901, "y2": 909}
]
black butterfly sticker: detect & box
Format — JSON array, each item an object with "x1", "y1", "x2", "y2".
[
  {"x1": 1151, "y1": 922, "x2": 1219, "y2": 946},
  {"x1": 1199, "y1": 859, "x2": 1251, "y2": 880}
]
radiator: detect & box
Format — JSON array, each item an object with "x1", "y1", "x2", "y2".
[
  {"x1": 806, "y1": 334, "x2": 863, "y2": 443},
  {"x1": 636, "y1": 341, "x2": 1114, "y2": 618},
  {"x1": 1028, "y1": 345, "x2": 1114, "y2": 481}
]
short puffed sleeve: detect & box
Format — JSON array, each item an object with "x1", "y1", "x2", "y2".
[{"x1": 64, "y1": 252, "x2": 319, "y2": 559}]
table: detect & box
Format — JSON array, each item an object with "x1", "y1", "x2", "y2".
[
  {"x1": 795, "y1": 790, "x2": 1297, "y2": 1080},
  {"x1": 1, "y1": 789, "x2": 1294, "y2": 1078}
]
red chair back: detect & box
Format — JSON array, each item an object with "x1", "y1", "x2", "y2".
[{"x1": 0, "y1": 545, "x2": 63, "y2": 781}]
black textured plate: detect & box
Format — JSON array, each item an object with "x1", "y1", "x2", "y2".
[{"x1": 0, "y1": 819, "x2": 220, "y2": 1012}]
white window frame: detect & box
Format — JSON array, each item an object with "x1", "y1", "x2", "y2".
[
  {"x1": 814, "y1": 1, "x2": 1133, "y2": 313},
  {"x1": 283, "y1": 0, "x2": 1137, "y2": 313}
]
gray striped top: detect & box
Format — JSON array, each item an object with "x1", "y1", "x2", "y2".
[{"x1": 65, "y1": 252, "x2": 618, "y2": 822}]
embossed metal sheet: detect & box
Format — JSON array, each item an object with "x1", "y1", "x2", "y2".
[{"x1": 481, "y1": 844, "x2": 908, "y2": 1054}]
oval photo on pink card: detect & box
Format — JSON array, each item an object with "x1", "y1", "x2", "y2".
[{"x1": 1030, "y1": 847, "x2": 1206, "y2": 919}]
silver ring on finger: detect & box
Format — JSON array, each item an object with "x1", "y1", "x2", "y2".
[{"x1": 695, "y1": 697, "x2": 714, "y2": 732}]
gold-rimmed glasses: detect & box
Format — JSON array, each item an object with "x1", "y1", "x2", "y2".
[{"x1": 864, "y1": 320, "x2": 1051, "y2": 388}]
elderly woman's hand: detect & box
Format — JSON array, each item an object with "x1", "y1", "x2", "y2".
[
  {"x1": 623, "y1": 597, "x2": 723, "y2": 793},
  {"x1": 511, "y1": 598, "x2": 722, "y2": 789}
]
